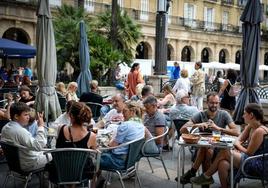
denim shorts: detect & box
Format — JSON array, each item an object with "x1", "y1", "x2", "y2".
[{"x1": 100, "y1": 151, "x2": 127, "y2": 170}]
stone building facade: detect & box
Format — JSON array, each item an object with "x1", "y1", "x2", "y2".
[{"x1": 1, "y1": 0, "x2": 268, "y2": 78}]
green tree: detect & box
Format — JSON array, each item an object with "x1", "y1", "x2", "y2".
[
  {"x1": 53, "y1": 4, "x2": 94, "y2": 80},
  {"x1": 53, "y1": 4, "x2": 141, "y2": 84}
]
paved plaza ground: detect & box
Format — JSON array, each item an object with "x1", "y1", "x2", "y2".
[{"x1": 0, "y1": 143, "x2": 263, "y2": 188}]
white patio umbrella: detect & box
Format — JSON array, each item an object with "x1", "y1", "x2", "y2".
[
  {"x1": 35, "y1": 0, "x2": 62, "y2": 120},
  {"x1": 259, "y1": 64, "x2": 268, "y2": 71}
]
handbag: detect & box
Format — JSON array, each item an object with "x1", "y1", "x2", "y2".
[{"x1": 227, "y1": 80, "x2": 240, "y2": 97}]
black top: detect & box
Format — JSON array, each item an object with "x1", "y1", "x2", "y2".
[
  {"x1": 220, "y1": 80, "x2": 236, "y2": 110},
  {"x1": 56, "y1": 125, "x2": 91, "y2": 148},
  {"x1": 80, "y1": 92, "x2": 103, "y2": 104}
]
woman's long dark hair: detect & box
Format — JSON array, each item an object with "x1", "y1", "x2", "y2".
[
  {"x1": 226, "y1": 69, "x2": 237, "y2": 84},
  {"x1": 130, "y1": 63, "x2": 139, "y2": 72}
]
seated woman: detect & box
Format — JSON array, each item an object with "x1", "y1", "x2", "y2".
[
  {"x1": 158, "y1": 85, "x2": 176, "y2": 109},
  {"x1": 100, "y1": 101, "x2": 145, "y2": 170},
  {"x1": 190, "y1": 103, "x2": 268, "y2": 188},
  {"x1": 47, "y1": 102, "x2": 97, "y2": 185},
  {"x1": 56, "y1": 82, "x2": 67, "y2": 97},
  {"x1": 18, "y1": 85, "x2": 35, "y2": 107},
  {"x1": 66, "y1": 82, "x2": 79, "y2": 102}
]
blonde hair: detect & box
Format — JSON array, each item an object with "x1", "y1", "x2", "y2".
[
  {"x1": 180, "y1": 69, "x2": 188, "y2": 78},
  {"x1": 125, "y1": 100, "x2": 143, "y2": 119},
  {"x1": 67, "y1": 82, "x2": 78, "y2": 91},
  {"x1": 90, "y1": 80, "x2": 98, "y2": 90},
  {"x1": 56, "y1": 82, "x2": 66, "y2": 93}
]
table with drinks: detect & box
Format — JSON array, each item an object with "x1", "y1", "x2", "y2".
[{"x1": 177, "y1": 132, "x2": 236, "y2": 188}]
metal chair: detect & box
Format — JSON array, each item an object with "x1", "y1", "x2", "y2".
[
  {"x1": 100, "y1": 137, "x2": 145, "y2": 188},
  {"x1": 57, "y1": 92, "x2": 67, "y2": 112},
  {"x1": 238, "y1": 134, "x2": 268, "y2": 187},
  {"x1": 141, "y1": 126, "x2": 170, "y2": 180},
  {"x1": 0, "y1": 140, "x2": 44, "y2": 188},
  {"x1": 44, "y1": 148, "x2": 101, "y2": 188},
  {"x1": 84, "y1": 102, "x2": 103, "y2": 122}
]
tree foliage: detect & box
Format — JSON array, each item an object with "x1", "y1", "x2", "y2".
[{"x1": 53, "y1": 4, "x2": 141, "y2": 84}]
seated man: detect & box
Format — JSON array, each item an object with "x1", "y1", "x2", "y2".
[
  {"x1": 96, "y1": 93, "x2": 125, "y2": 128},
  {"x1": 80, "y1": 80, "x2": 103, "y2": 104},
  {"x1": 169, "y1": 90, "x2": 199, "y2": 136},
  {"x1": 143, "y1": 96, "x2": 167, "y2": 149},
  {"x1": 1, "y1": 102, "x2": 49, "y2": 171},
  {"x1": 177, "y1": 92, "x2": 239, "y2": 184}
]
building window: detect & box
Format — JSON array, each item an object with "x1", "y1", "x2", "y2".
[
  {"x1": 181, "y1": 46, "x2": 191, "y2": 62},
  {"x1": 85, "y1": 0, "x2": 94, "y2": 12},
  {"x1": 201, "y1": 48, "x2": 209, "y2": 63},
  {"x1": 219, "y1": 50, "x2": 226, "y2": 63},
  {"x1": 204, "y1": 7, "x2": 214, "y2": 30},
  {"x1": 140, "y1": 0, "x2": 149, "y2": 21},
  {"x1": 184, "y1": 3, "x2": 196, "y2": 28},
  {"x1": 222, "y1": 11, "x2": 229, "y2": 31},
  {"x1": 50, "y1": 0, "x2": 61, "y2": 6}
]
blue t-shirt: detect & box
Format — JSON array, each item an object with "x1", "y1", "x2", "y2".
[
  {"x1": 113, "y1": 120, "x2": 144, "y2": 155},
  {"x1": 23, "y1": 68, "x2": 33, "y2": 80}
]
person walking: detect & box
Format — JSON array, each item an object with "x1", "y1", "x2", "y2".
[{"x1": 218, "y1": 69, "x2": 238, "y2": 114}]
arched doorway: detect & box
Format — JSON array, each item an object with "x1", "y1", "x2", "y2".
[
  {"x1": 219, "y1": 49, "x2": 226, "y2": 63},
  {"x1": 2, "y1": 28, "x2": 31, "y2": 68},
  {"x1": 181, "y1": 46, "x2": 191, "y2": 62},
  {"x1": 235, "y1": 50, "x2": 241, "y2": 64},
  {"x1": 3, "y1": 27, "x2": 29, "y2": 44},
  {"x1": 136, "y1": 42, "x2": 149, "y2": 59},
  {"x1": 201, "y1": 48, "x2": 209, "y2": 62},
  {"x1": 167, "y1": 44, "x2": 174, "y2": 61}
]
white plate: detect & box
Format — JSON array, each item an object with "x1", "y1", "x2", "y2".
[{"x1": 220, "y1": 136, "x2": 235, "y2": 143}]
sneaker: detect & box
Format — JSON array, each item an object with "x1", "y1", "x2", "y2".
[
  {"x1": 178, "y1": 169, "x2": 196, "y2": 184},
  {"x1": 190, "y1": 174, "x2": 214, "y2": 185}
]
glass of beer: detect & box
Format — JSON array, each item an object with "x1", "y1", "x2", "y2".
[{"x1": 212, "y1": 130, "x2": 221, "y2": 141}]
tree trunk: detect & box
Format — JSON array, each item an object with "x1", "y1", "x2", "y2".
[{"x1": 111, "y1": 0, "x2": 118, "y2": 48}]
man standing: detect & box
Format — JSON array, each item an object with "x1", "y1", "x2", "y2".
[
  {"x1": 177, "y1": 92, "x2": 239, "y2": 184},
  {"x1": 171, "y1": 62, "x2": 180, "y2": 80}
]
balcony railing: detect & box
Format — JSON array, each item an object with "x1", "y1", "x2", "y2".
[{"x1": 221, "y1": 0, "x2": 234, "y2": 6}]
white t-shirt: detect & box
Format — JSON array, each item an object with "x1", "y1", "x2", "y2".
[
  {"x1": 173, "y1": 77, "x2": 191, "y2": 94},
  {"x1": 103, "y1": 109, "x2": 124, "y2": 123}
]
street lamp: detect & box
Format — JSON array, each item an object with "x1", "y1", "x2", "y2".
[{"x1": 154, "y1": 0, "x2": 171, "y2": 75}]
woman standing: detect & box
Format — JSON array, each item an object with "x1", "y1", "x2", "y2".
[
  {"x1": 191, "y1": 62, "x2": 205, "y2": 110},
  {"x1": 172, "y1": 69, "x2": 191, "y2": 95},
  {"x1": 218, "y1": 69, "x2": 237, "y2": 114},
  {"x1": 125, "y1": 63, "x2": 144, "y2": 98},
  {"x1": 190, "y1": 103, "x2": 268, "y2": 188}
]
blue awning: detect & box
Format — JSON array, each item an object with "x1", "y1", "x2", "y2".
[{"x1": 0, "y1": 38, "x2": 36, "y2": 58}]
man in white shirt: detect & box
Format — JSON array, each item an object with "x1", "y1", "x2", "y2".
[
  {"x1": 1, "y1": 102, "x2": 49, "y2": 171},
  {"x1": 97, "y1": 94, "x2": 125, "y2": 128}
]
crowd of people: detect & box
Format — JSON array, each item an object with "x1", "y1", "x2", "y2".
[{"x1": 0, "y1": 61, "x2": 267, "y2": 188}]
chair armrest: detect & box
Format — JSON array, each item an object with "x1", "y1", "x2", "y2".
[
  {"x1": 98, "y1": 137, "x2": 144, "y2": 152},
  {"x1": 241, "y1": 153, "x2": 268, "y2": 177}
]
